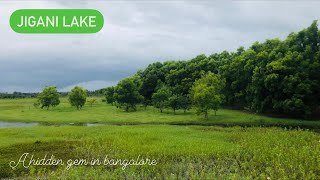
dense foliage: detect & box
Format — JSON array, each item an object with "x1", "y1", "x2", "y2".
[
  {"x1": 113, "y1": 76, "x2": 144, "y2": 112},
  {"x1": 104, "y1": 86, "x2": 115, "y2": 104},
  {"x1": 135, "y1": 21, "x2": 320, "y2": 118},
  {"x1": 68, "y1": 86, "x2": 87, "y2": 110},
  {"x1": 37, "y1": 86, "x2": 60, "y2": 110},
  {"x1": 152, "y1": 84, "x2": 171, "y2": 113},
  {"x1": 190, "y1": 72, "x2": 225, "y2": 119},
  {"x1": 0, "y1": 92, "x2": 38, "y2": 99}
]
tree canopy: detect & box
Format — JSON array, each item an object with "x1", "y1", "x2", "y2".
[
  {"x1": 37, "y1": 86, "x2": 60, "y2": 110},
  {"x1": 190, "y1": 72, "x2": 225, "y2": 119},
  {"x1": 68, "y1": 86, "x2": 87, "y2": 110},
  {"x1": 114, "y1": 75, "x2": 144, "y2": 112},
  {"x1": 133, "y1": 21, "x2": 320, "y2": 118},
  {"x1": 152, "y1": 84, "x2": 171, "y2": 113}
]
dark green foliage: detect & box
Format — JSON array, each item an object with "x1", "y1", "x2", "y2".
[
  {"x1": 134, "y1": 21, "x2": 320, "y2": 118},
  {"x1": 0, "y1": 92, "x2": 38, "y2": 99},
  {"x1": 179, "y1": 95, "x2": 192, "y2": 113},
  {"x1": 37, "y1": 86, "x2": 60, "y2": 110},
  {"x1": 104, "y1": 86, "x2": 115, "y2": 104},
  {"x1": 68, "y1": 86, "x2": 87, "y2": 110},
  {"x1": 168, "y1": 94, "x2": 180, "y2": 114},
  {"x1": 114, "y1": 76, "x2": 144, "y2": 112},
  {"x1": 167, "y1": 94, "x2": 192, "y2": 114},
  {"x1": 152, "y1": 84, "x2": 171, "y2": 113}
]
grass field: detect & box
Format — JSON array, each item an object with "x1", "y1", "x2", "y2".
[
  {"x1": 0, "y1": 98, "x2": 319, "y2": 179},
  {"x1": 0, "y1": 98, "x2": 319, "y2": 128}
]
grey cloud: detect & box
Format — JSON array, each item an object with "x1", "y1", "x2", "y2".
[{"x1": 0, "y1": 1, "x2": 319, "y2": 92}]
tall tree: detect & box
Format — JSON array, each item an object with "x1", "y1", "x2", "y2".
[
  {"x1": 168, "y1": 94, "x2": 180, "y2": 114},
  {"x1": 191, "y1": 72, "x2": 225, "y2": 119},
  {"x1": 152, "y1": 85, "x2": 171, "y2": 113},
  {"x1": 68, "y1": 86, "x2": 87, "y2": 110},
  {"x1": 37, "y1": 86, "x2": 60, "y2": 110},
  {"x1": 179, "y1": 95, "x2": 192, "y2": 113},
  {"x1": 104, "y1": 86, "x2": 115, "y2": 104},
  {"x1": 114, "y1": 76, "x2": 143, "y2": 112}
]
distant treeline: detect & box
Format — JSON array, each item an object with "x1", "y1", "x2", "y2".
[
  {"x1": 0, "y1": 92, "x2": 38, "y2": 99},
  {"x1": 103, "y1": 21, "x2": 320, "y2": 118},
  {"x1": 0, "y1": 90, "x2": 103, "y2": 99}
]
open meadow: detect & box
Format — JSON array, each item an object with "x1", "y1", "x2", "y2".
[
  {"x1": 0, "y1": 98, "x2": 319, "y2": 128},
  {"x1": 0, "y1": 98, "x2": 319, "y2": 179}
]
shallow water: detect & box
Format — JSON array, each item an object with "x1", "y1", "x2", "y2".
[
  {"x1": 0, "y1": 121, "x2": 106, "y2": 128},
  {"x1": 0, "y1": 121, "x2": 38, "y2": 128},
  {"x1": 86, "y1": 123, "x2": 105, "y2": 127}
]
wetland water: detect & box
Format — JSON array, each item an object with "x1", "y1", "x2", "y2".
[
  {"x1": 0, "y1": 121, "x2": 38, "y2": 128},
  {"x1": 0, "y1": 121, "x2": 104, "y2": 128}
]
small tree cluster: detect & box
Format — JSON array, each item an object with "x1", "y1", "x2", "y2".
[{"x1": 152, "y1": 84, "x2": 192, "y2": 114}]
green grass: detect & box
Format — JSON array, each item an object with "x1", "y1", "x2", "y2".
[
  {"x1": 0, "y1": 98, "x2": 319, "y2": 179},
  {"x1": 0, "y1": 125, "x2": 319, "y2": 179},
  {"x1": 0, "y1": 98, "x2": 319, "y2": 128}
]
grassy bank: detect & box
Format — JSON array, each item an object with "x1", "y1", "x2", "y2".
[
  {"x1": 0, "y1": 98, "x2": 319, "y2": 129},
  {"x1": 0, "y1": 98, "x2": 319, "y2": 179},
  {"x1": 0, "y1": 125, "x2": 319, "y2": 179}
]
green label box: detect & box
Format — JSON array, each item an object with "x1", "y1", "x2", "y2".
[{"x1": 10, "y1": 9, "x2": 104, "y2": 33}]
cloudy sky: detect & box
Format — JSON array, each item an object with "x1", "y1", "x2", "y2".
[{"x1": 0, "y1": 1, "x2": 319, "y2": 92}]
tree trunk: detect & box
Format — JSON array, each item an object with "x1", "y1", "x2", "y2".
[
  {"x1": 173, "y1": 109, "x2": 176, "y2": 114},
  {"x1": 214, "y1": 110, "x2": 217, "y2": 116},
  {"x1": 204, "y1": 110, "x2": 208, "y2": 120}
]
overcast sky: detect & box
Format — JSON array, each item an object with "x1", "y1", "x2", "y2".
[{"x1": 0, "y1": 1, "x2": 319, "y2": 92}]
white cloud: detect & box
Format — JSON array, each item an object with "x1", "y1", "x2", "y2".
[{"x1": 59, "y1": 80, "x2": 117, "y2": 92}]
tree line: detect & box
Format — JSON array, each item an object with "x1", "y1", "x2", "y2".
[
  {"x1": 103, "y1": 71, "x2": 224, "y2": 119},
  {"x1": 8, "y1": 21, "x2": 320, "y2": 119},
  {"x1": 0, "y1": 90, "x2": 102, "y2": 99},
  {"x1": 104, "y1": 21, "x2": 320, "y2": 118},
  {"x1": 35, "y1": 86, "x2": 97, "y2": 110}
]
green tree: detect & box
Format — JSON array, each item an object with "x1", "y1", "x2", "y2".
[
  {"x1": 179, "y1": 95, "x2": 192, "y2": 113},
  {"x1": 152, "y1": 85, "x2": 171, "y2": 113},
  {"x1": 114, "y1": 76, "x2": 143, "y2": 112},
  {"x1": 37, "y1": 86, "x2": 60, "y2": 110},
  {"x1": 68, "y1": 86, "x2": 87, "y2": 110},
  {"x1": 141, "y1": 98, "x2": 151, "y2": 110},
  {"x1": 87, "y1": 98, "x2": 97, "y2": 107},
  {"x1": 168, "y1": 94, "x2": 180, "y2": 114},
  {"x1": 191, "y1": 72, "x2": 225, "y2": 119},
  {"x1": 104, "y1": 86, "x2": 115, "y2": 104},
  {"x1": 132, "y1": 21, "x2": 319, "y2": 118}
]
